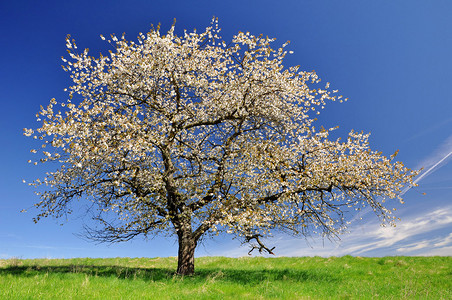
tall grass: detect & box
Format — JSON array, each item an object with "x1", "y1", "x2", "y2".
[{"x1": 1, "y1": 256, "x2": 451, "y2": 299}]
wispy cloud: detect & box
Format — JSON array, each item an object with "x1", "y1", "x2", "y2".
[
  {"x1": 396, "y1": 233, "x2": 452, "y2": 254},
  {"x1": 433, "y1": 233, "x2": 452, "y2": 247},
  {"x1": 402, "y1": 134, "x2": 452, "y2": 195},
  {"x1": 348, "y1": 207, "x2": 451, "y2": 255},
  {"x1": 417, "y1": 246, "x2": 452, "y2": 256},
  {"x1": 396, "y1": 241, "x2": 431, "y2": 253}
]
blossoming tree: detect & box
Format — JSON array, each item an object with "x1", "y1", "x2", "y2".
[{"x1": 25, "y1": 20, "x2": 417, "y2": 275}]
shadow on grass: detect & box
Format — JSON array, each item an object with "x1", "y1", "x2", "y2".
[{"x1": 0, "y1": 264, "x2": 339, "y2": 284}]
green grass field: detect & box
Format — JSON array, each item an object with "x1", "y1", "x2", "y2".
[{"x1": 0, "y1": 256, "x2": 450, "y2": 299}]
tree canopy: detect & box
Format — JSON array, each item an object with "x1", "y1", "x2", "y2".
[{"x1": 25, "y1": 19, "x2": 418, "y2": 275}]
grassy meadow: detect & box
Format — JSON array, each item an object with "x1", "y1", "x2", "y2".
[{"x1": 0, "y1": 256, "x2": 451, "y2": 299}]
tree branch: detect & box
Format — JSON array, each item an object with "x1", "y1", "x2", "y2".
[{"x1": 245, "y1": 234, "x2": 275, "y2": 255}]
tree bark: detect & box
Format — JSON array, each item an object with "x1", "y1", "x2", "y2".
[{"x1": 176, "y1": 227, "x2": 197, "y2": 276}]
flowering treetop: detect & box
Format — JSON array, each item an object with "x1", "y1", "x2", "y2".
[{"x1": 25, "y1": 19, "x2": 417, "y2": 275}]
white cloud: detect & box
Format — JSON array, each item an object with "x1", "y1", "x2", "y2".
[
  {"x1": 267, "y1": 206, "x2": 452, "y2": 257},
  {"x1": 433, "y1": 233, "x2": 452, "y2": 247},
  {"x1": 396, "y1": 233, "x2": 452, "y2": 254},
  {"x1": 396, "y1": 241, "x2": 430, "y2": 252},
  {"x1": 416, "y1": 246, "x2": 452, "y2": 256},
  {"x1": 418, "y1": 134, "x2": 452, "y2": 170},
  {"x1": 402, "y1": 134, "x2": 452, "y2": 195}
]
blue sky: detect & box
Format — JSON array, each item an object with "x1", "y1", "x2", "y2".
[{"x1": 1, "y1": 0, "x2": 451, "y2": 259}]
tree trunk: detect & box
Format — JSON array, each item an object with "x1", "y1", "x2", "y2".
[{"x1": 176, "y1": 228, "x2": 197, "y2": 276}]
